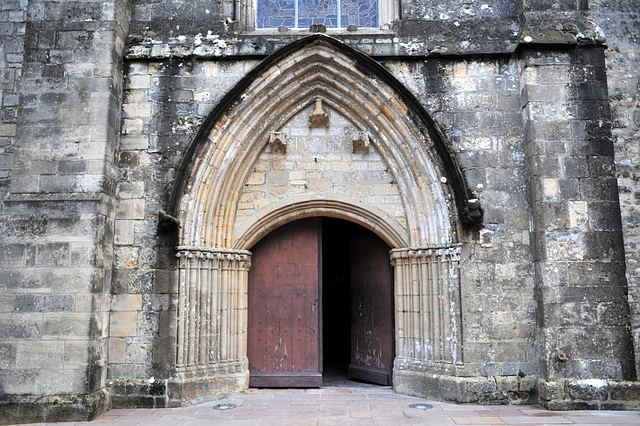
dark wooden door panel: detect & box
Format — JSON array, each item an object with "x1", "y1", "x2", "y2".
[
  {"x1": 348, "y1": 225, "x2": 394, "y2": 385},
  {"x1": 248, "y1": 218, "x2": 322, "y2": 387}
]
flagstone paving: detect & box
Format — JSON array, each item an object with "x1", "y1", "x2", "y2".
[{"x1": 26, "y1": 387, "x2": 640, "y2": 426}]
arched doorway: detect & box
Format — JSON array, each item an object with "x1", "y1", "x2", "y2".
[
  {"x1": 247, "y1": 217, "x2": 394, "y2": 387},
  {"x1": 170, "y1": 35, "x2": 475, "y2": 401}
]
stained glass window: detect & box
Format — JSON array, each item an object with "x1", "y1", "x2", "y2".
[{"x1": 257, "y1": 0, "x2": 378, "y2": 29}]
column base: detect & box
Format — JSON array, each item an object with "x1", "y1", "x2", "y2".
[{"x1": 167, "y1": 371, "x2": 249, "y2": 407}]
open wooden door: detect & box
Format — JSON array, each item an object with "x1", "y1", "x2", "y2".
[
  {"x1": 348, "y1": 225, "x2": 394, "y2": 385},
  {"x1": 248, "y1": 218, "x2": 322, "y2": 387}
]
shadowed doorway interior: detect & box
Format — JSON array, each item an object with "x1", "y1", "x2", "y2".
[{"x1": 247, "y1": 217, "x2": 394, "y2": 388}]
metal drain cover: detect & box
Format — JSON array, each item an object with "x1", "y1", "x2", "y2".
[
  {"x1": 409, "y1": 403, "x2": 433, "y2": 410},
  {"x1": 213, "y1": 403, "x2": 236, "y2": 410}
]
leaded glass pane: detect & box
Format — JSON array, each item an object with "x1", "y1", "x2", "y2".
[
  {"x1": 257, "y1": 0, "x2": 296, "y2": 29},
  {"x1": 341, "y1": 0, "x2": 378, "y2": 28},
  {"x1": 299, "y1": 0, "x2": 338, "y2": 28},
  {"x1": 256, "y1": 0, "x2": 379, "y2": 29}
]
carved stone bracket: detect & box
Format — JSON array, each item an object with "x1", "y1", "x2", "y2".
[
  {"x1": 309, "y1": 98, "x2": 328, "y2": 128},
  {"x1": 352, "y1": 131, "x2": 371, "y2": 154},
  {"x1": 268, "y1": 132, "x2": 287, "y2": 154},
  {"x1": 462, "y1": 198, "x2": 483, "y2": 226}
]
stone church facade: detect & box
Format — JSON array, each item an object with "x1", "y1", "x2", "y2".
[{"x1": 1, "y1": 0, "x2": 640, "y2": 423}]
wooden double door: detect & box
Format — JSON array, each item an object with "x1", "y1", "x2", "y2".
[{"x1": 248, "y1": 218, "x2": 394, "y2": 387}]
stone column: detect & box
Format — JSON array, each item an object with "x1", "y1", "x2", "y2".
[
  {"x1": 391, "y1": 245, "x2": 463, "y2": 374},
  {"x1": 172, "y1": 247, "x2": 251, "y2": 400}
]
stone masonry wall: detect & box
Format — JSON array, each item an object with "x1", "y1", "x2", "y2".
[
  {"x1": 234, "y1": 103, "x2": 408, "y2": 234},
  {"x1": 109, "y1": 59, "x2": 256, "y2": 407},
  {"x1": 386, "y1": 58, "x2": 538, "y2": 378},
  {"x1": 1, "y1": 0, "x2": 639, "y2": 421},
  {"x1": 590, "y1": 0, "x2": 640, "y2": 379},
  {"x1": 0, "y1": 0, "x2": 27, "y2": 209},
  {"x1": 0, "y1": 0, "x2": 131, "y2": 422},
  {"x1": 521, "y1": 46, "x2": 634, "y2": 382},
  {"x1": 111, "y1": 51, "x2": 541, "y2": 403}
]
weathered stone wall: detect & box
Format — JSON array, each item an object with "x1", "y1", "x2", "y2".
[
  {"x1": 590, "y1": 0, "x2": 640, "y2": 379},
  {"x1": 108, "y1": 59, "x2": 255, "y2": 408},
  {"x1": 1, "y1": 0, "x2": 640, "y2": 422},
  {"x1": 521, "y1": 46, "x2": 635, "y2": 408},
  {"x1": 234, "y1": 104, "x2": 408, "y2": 233},
  {"x1": 0, "y1": 0, "x2": 131, "y2": 422},
  {"x1": 0, "y1": 0, "x2": 26, "y2": 209},
  {"x1": 386, "y1": 58, "x2": 538, "y2": 379}
]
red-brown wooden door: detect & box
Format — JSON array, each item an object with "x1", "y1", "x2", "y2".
[
  {"x1": 248, "y1": 218, "x2": 323, "y2": 387},
  {"x1": 348, "y1": 225, "x2": 394, "y2": 385},
  {"x1": 248, "y1": 217, "x2": 393, "y2": 387}
]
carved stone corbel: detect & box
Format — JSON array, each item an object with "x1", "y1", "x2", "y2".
[
  {"x1": 352, "y1": 131, "x2": 371, "y2": 154},
  {"x1": 268, "y1": 132, "x2": 287, "y2": 154},
  {"x1": 462, "y1": 198, "x2": 484, "y2": 226},
  {"x1": 309, "y1": 98, "x2": 328, "y2": 128}
]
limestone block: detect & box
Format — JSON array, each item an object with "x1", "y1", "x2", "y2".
[
  {"x1": 16, "y1": 341, "x2": 65, "y2": 369},
  {"x1": 64, "y1": 341, "x2": 89, "y2": 369},
  {"x1": 115, "y1": 220, "x2": 135, "y2": 245},
  {"x1": 496, "y1": 375, "x2": 519, "y2": 393},
  {"x1": 111, "y1": 294, "x2": 142, "y2": 312},
  {"x1": 110, "y1": 311, "x2": 138, "y2": 337},
  {"x1": 42, "y1": 313, "x2": 91, "y2": 338},
  {"x1": 115, "y1": 247, "x2": 139, "y2": 269},
  {"x1": 0, "y1": 342, "x2": 17, "y2": 369},
  {"x1": 109, "y1": 337, "x2": 127, "y2": 364},
  {"x1": 246, "y1": 172, "x2": 265, "y2": 185},
  {"x1": 14, "y1": 294, "x2": 75, "y2": 313},
  {"x1": 117, "y1": 199, "x2": 145, "y2": 220}
]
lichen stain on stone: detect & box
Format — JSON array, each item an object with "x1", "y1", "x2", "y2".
[
  {"x1": 382, "y1": 106, "x2": 395, "y2": 121},
  {"x1": 172, "y1": 116, "x2": 202, "y2": 134},
  {"x1": 215, "y1": 115, "x2": 228, "y2": 130},
  {"x1": 390, "y1": 97, "x2": 408, "y2": 115}
]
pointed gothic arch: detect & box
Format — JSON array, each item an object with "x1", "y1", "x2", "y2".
[{"x1": 169, "y1": 34, "x2": 474, "y2": 398}]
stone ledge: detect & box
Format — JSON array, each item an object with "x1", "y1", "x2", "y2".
[
  {"x1": 394, "y1": 370, "x2": 538, "y2": 405},
  {"x1": 538, "y1": 379, "x2": 640, "y2": 411},
  {"x1": 0, "y1": 388, "x2": 109, "y2": 425},
  {"x1": 109, "y1": 372, "x2": 249, "y2": 409},
  {"x1": 394, "y1": 372, "x2": 640, "y2": 410}
]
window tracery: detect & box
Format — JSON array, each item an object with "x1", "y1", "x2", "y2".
[{"x1": 256, "y1": 0, "x2": 379, "y2": 29}]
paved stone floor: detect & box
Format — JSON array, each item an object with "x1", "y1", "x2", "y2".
[{"x1": 27, "y1": 386, "x2": 640, "y2": 426}]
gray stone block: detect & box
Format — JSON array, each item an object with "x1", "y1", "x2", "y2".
[{"x1": 14, "y1": 294, "x2": 75, "y2": 312}]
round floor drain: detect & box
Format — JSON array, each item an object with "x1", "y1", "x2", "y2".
[
  {"x1": 409, "y1": 403, "x2": 433, "y2": 409},
  {"x1": 213, "y1": 403, "x2": 236, "y2": 410}
]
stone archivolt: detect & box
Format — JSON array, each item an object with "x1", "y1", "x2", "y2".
[{"x1": 177, "y1": 37, "x2": 459, "y2": 250}]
